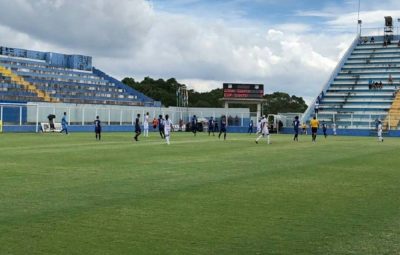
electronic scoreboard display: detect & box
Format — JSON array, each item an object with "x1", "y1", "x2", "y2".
[{"x1": 223, "y1": 83, "x2": 264, "y2": 99}]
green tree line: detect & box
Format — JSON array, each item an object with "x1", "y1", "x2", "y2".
[{"x1": 122, "y1": 77, "x2": 307, "y2": 113}]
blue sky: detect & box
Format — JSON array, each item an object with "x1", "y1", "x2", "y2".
[{"x1": 0, "y1": 0, "x2": 399, "y2": 103}]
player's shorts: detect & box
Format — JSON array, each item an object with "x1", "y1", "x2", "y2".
[
  {"x1": 135, "y1": 126, "x2": 141, "y2": 133},
  {"x1": 294, "y1": 128, "x2": 299, "y2": 135},
  {"x1": 220, "y1": 127, "x2": 226, "y2": 132},
  {"x1": 378, "y1": 130, "x2": 382, "y2": 136},
  {"x1": 95, "y1": 127, "x2": 101, "y2": 133},
  {"x1": 311, "y1": 127, "x2": 317, "y2": 134},
  {"x1": 143, "y1": 123, "x2": 149, "y2": 129},
  {"x1": 164, "y1": 129, "x2": 171, "y2": 137}
]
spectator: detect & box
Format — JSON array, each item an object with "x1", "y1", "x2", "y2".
[
  {"x1": 379, "y1": 81, "x2": 383, "y2": 89},
  {"x1": 314, "y1": 102, "x2": 319, "y2": 114},
  {"x1": 398, "y1": 40, "x2": 400, "y2": 47},
  {"x1": 389, "y1": 74, "x2": 393, "y2": 85},
  {"x1": 370, "y1": 36, "x2": 375, "y2": 44},
  {"x1": 363, "y1": 37, "x2": 368, "y2": 44}
]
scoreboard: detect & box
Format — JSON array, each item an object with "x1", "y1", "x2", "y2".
[{"x1": 223, "y1": 83, "x2": 264, "y2": 99}]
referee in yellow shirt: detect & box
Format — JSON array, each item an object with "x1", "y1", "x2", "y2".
[{"x1": 310, "y1": 116, "x2": 319, "y2": 143}]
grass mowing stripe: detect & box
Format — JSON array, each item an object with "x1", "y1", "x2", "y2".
[{"x1": 1, "y1": 132, "x2": 400, "y2": 254}]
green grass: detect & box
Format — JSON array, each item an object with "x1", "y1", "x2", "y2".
[{"x1": 1, "y1": 132, "x2": 400, "y2": 254}]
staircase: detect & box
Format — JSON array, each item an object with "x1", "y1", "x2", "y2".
[
  {"x1": 0, "y1": 66, "x2": 56, "y2": 102},
  {"x1": 383, "y1": 91, "x2": 400, "y2": 129}
]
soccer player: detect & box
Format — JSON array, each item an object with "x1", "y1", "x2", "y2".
[
  {"x1": 60, "y1": 112, "x2": 68, "y2": 134},
  {"x1": 256, "y1": 119, "x2": 262, "y2": 134},
  {"x1": 191, "y1": 115, "x2": 198, "y2": 136},
  {"x1": 208, "y1": 117, "x2": 215, "y2": 136},
  {"x1": 293, "y1": 116, "x2": 300, "y2": 141},
  {"x1": 134, "y1": 113, "x2": 141, "y2": 141},
  {"x1": 163, "y1": 114, "x2": 172, "y2": 145},
  {"x1": 218, "y1": 115, "x2": 227, "y2": 140},
  {"x1": 94, "y1": 115, "x2": 101, "y2": 140},
  {"x1": 158, "y1": 115, "x2": 165, "y2": 139},
  {"x1": 322, "y1": 121, "x2": 328, "y2": 138},
  {"x1": 248, "y1": 120, "x2": 253, "y2": 134},
  {"x1": 255, "y1": 115, "x2": 270, "y2": 144},
  {"x1": 332, "y1": 123, "x2": 337, "y2": 136},
  {"x1": 377, "y1": 120, "x2": 384, "y2": 142},
  {"x1": 310, "y1": 116, "x2": 319, "y2": 143},
  {"x1": 143, "y1": 112, "x2": 149, "y2": 137}
]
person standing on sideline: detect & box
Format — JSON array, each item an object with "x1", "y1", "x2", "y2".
[
  {"x1": 218, "y1": 115, "x2": 227, "y2": 140},
  {"x1": 310, "y1": 116, "x2": 319, "y2": 143},
  {"x1": 302, "y1": 123, "x2": 307, "y2": 135},
  {"x1": 60, "y1": 112, "x2": 68, "y2": 134},
  {"x1": 377, "y1": 120, "x2": 384, "y2": 142},
  {"x1": 208, "y1": 117, "x2": 215, "y2": 136},
  {"x1": 134, "y1": 113, "x2": 141, "y2": 141},
  {"x1": 94, "y1": 115, "x2": 101, "y2": 140},
  {"x1": 143, "y1": 112, "x2": 150, "y2": 137},
  {"x1": 255, "y1": 115, "x2": 270, "y2": 144},
  {"x1": 191, "y1": 115, "x2": 198, "y2": 136},
  {"x1": 158, "y1": 114, "x2": 165, "y2": 139},
  {"x1": 163, "y1": 114, "x2": 172, "y2": 145},
  {"x1": 248, "y1": 120, "x2": 254, "y2": 134},
  {"x1": 332, "y1": 123, "x2": 337, "y2": 136},
  {"x1": 293, "y1": 116, "x2": 300, "y2": 141},
  {"x1": 322, "y1": 122, "x2": 328, "y2": 138},
  {"x1": 314, "y1": 102, "x2": 319, "y2": 114}
]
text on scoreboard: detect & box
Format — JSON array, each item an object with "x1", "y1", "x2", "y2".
[{"x1": 223, "y1": 83, "x2": 264, "y2": 99}]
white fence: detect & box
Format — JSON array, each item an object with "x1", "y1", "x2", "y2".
[{"x1": 0, "y1": 102, "x2": 259, "y2": 132}]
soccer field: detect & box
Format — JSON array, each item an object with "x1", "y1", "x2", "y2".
[{"x1": 1, "y1": 132, "x2": 399, "y2": 254}]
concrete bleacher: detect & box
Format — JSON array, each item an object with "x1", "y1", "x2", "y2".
[
  {"x1": 302, "y1": 35, "x2": 400, "y2": 130},
  {"x1": 0, "y1": 46, "x2": 160, "y2": 107}
]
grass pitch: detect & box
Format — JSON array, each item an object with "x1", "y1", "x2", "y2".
[{"x1": 0, "y1": 132, "x2": 400, "y2": 254}]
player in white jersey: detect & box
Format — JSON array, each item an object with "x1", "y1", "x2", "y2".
[
  {"x1": 377, "y1": 120, "x2": 383, "y2": 142},
  {"x1": 332, "y1": 123, "x2": 337, "y2": 136},
  {"x1": 163, "y1": 114, "x2": 172, "y2": 145},
  {"x1": 256, "y1": 119, "x2": 262, "y2": 134},
  {"x1": 255, "y1": 116, "x2": 270, "y2": 144},
  {"x1": 143, "y1": 112, "x2": 150, "y2": 137}
]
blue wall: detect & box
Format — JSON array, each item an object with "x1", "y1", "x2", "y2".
[{"x1": 280, "y1": 127, "x2": 400, "y2": 137}]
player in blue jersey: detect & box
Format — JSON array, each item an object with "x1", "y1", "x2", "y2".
[
  {"x1": 208, "y1": 117, "x2": 215, "y2": 136},
  {"x1": 94, "y1": 115, "x2": 101, "y2": 140},
  {"x1": 191, "y1": 115, "x2": 198, "y2": 136},
  {"x1": 60, "y1": 112, "x2": 68, "y2": 134},
  {"x1": 248, "y1": 120, "x2": 253, "y2": 134},
  {"x1": 322, "y1": 121, "x2": 328, "y2": 138},
  {"x1": 218, "y1": 115, "x2": 227, "y2": 140},
  {"x1": 293, "y1": 116, "x2": 300, "y2": 141},
  {"x1": 134, "y1": 113, "x2": 141, "y2": 141},
  {"x1": 158, "y1": 114, "x2": 165, "y2": 139}
]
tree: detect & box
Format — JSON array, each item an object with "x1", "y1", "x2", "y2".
[
  {"x1": 263, "y1": 92, "x2": 307, "y2": 114},
  {"x1": 122, "y1": 77, "x2": 307, "y2": 112}
]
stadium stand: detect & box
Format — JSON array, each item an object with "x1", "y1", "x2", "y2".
[
  {"x1": 302, "y1": 35, "x2": 400, "y2": 130},
  {"x1": 0, "y1": 46, "x2": 160, "y2": 107}
]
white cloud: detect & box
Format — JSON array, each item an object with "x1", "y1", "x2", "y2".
[{"x1": 0, "y1": 0, "x2": 371, "y2": 103}]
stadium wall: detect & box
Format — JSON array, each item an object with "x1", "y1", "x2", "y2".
[
  {"x1": 280, "y1": 127, "x2": 400, "y2": 137},
  {"x1": 0, "y1": 102, "x2": 253, "y2": 133}
]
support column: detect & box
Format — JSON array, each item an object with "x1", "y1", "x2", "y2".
[
  {"x1": 224, "y1": 102, "x2": 229, "y2": 109},
  {"x1": 256, "y1": 103, "x2": 261, "y2": 121}
]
